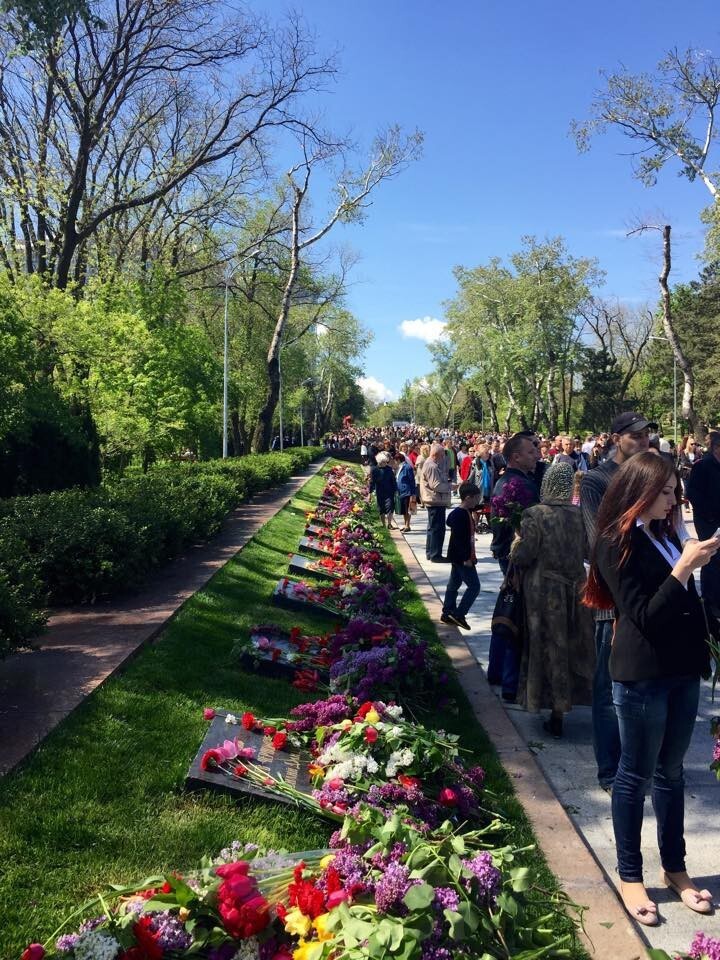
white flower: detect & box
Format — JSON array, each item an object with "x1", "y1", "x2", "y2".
[
  {"x1": 225, "y1": 713, "x2": 238, "y2": 725},
  {"x1": 386, "y1": 748, "x2": 415, "y2": 778},
  {"x1": 384, "y1": 704, "x2": 404, "y2": 719},
  {"x1": 74, "y1": 932, "x2": 121, "y2": 960},
  {"x1": 232, "y1": 936, "x2": 260, "y2": 960}
]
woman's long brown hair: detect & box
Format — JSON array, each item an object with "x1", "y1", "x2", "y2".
[{"x1": 584, "y1": 453, "x2": 677, "y2": 609}]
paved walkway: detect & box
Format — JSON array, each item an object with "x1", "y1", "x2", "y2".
[
  {"x1": 400, "y1": 501, "x2": 720, "y2": 957},
  {"x1": 0, "y1": 458, "x2": 327, "y2": 777}
]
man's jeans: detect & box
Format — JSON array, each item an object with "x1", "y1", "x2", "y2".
[
  {"x1": 592, "y1": 620, "x2": 621, "y2": 789},
  {"x1": 443, "y1": 563, "x2": 480, "y2": 619},
  {"x1": 486, "y1": 554, "x2": 519, "y2": 698},
  {"x1": 425, "y1": 506, "x2": 446, "y2": 561},
  {"x1": 612, "y1": 675, "x2": 699, "y2": 882}
]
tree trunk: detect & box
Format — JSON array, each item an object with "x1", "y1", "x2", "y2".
[
  {"x1": 658, "y1": 225, "x2": 706, "y2": 439},
  {"x1": 546, "y1": 367, "x2": 559, "y2": 436},
  {"x1": 484, "y1": 382, "x2": 500, "y2": 432},
  {"x1": 252, "y1": 354, "x2": 281, "y2": 452}
]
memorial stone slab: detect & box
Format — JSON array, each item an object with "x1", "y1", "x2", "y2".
[
  {"x1": 186, "y1": 709, "x2": 314, "y2": 805},
  {"x1": 237, "y1": 627, "x2": 330, "y2": 681},
  {"x1": 272, "y1": 579, "x2": 348, "y2": 619},
  {"x1": 298, "y1": 536, "x2": 334, "y2": 556},
  {"x1": 288, "y1": 553, "x2": 343, "y2": 580},
  {"x1": 305, "y1": 523, "x2": 326, "y2": 536}
]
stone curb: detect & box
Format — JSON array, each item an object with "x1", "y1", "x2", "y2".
[
  {"x1": 391, "y1": 530, "x2": 647, "y2": 960},
  {"x1": 0, "y1": 457, "x2": 328, "y2": 778}
]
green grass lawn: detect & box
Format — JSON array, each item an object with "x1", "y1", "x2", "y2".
[{"x1": 0, "y1": 463, "x2": 586, "y2": 959}]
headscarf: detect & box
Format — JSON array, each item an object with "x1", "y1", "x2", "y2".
[{"x1": 540, "y1": 462, "x2": 574, "y2": 503}]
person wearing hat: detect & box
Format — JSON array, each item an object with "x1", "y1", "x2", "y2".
[{"x1": 580, "y1": 411, "x2": 651, "y2": 792}]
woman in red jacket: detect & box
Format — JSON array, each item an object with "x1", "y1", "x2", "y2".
[{"x1": 587, "y1": 453, "x2": 719, "y2": 926}]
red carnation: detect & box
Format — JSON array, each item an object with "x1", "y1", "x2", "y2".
[
  {"x1": 289, "y1": 877, "x2": 326, "y2": 918},
  {"x1": 241, "y1": 712, "x2": 256, "y2": 731},
  {"x1": 398, "y1": 774, "x2": 421, "y2": 789},
  {"x1": 356, "y1": 701, "x2": 374, "y2": 718},
  {"x1": 364, "y1": 727, "x2": 378, "y2": 744},
  {"x1": 233, "y1": 764, "x2": 248, "y2": 777},
  {"x1": 263, "y1": 725, "x2": 277, "y2": 736},
  {"x1": 272, "y1": 732, "x2": 288, "y2": 751},
  {"x1": 132, "y1": 916, "x2": 163, "y2": 960},
  {"x1": 200, "y1": 749, "x2": 223, "y2": 771}
]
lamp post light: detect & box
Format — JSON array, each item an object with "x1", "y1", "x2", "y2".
[
  {"x1": 649, "y1": 335, "x2": 678, "y2": 443},
  {"x1": 223, "y1": 247, "x2": 260, "y2": 458}
]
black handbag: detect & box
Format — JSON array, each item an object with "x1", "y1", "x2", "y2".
[{"x1": 491, "y1": 568, "x2": 524, "y2": 652}]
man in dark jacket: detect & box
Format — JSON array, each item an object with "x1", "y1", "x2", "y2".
[
  {"x1": 687, "y1": 431, "x2": 720, "y2": 616},
  {"x1": 580, "y1": 410, "x2": 651, "y2": 791},
  {"x1": 490, "y1": 434, "x2": 539, "y2": 575},
  {"x1": 441, "y1": 482, "x2": 482, "y2": 630}
]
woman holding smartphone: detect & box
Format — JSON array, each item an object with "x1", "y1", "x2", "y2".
[{"x1": 587, "y1": 452, "x2": 719, "y2": 926}]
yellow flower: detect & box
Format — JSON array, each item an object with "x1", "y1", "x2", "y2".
[
  {"x1": 319, "y1": 854, "x2": 335, "y2": 869},
  {"x1": 313, "y1": 913, "x2": 334, "y2": 941},
  {"x1": 293, "y1": 943, "x2": 318, "y2": 960},
  {"x1": 284, "y1": 907, "x2": 312, "y2": 938},
  {"x1": 308, "y1": 763, "x2": 324, "y2": 779},
  {"x1": 365, "y1": 709, "x2": 380, "y2": 724},
  {"x1": 178, "y1": 907, "x2": 190, "y2": 922}
]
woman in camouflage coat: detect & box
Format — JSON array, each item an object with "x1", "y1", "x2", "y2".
[{"x1": 509, "y1": 463, "x2": 595, "y2": 737}]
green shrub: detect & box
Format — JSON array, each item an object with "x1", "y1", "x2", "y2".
[
  {"x1": 0, "y1": 448, "x2": 324, "y2": 655},
  {"x1": 0, "y1": 521, "x2": 47, "y2": 658}
]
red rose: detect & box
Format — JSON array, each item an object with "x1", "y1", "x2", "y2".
[
  {"x1": 272, "y1": 732, "x2": 288, "y2": 751},
  {"x1": 203, "y1": 708, "x2": 216, "y2": 720},
  {"x1": 241, "y1": 712, "x2": 256, "y2": 730},
  {"x1": 364, "y1": 726, "x2": 378, "y2": 744},
  {"x1": 439, "y1": 787, "x2": 459, "y2": 807},
  {"x1": 21, "y1": 946, "x2": 45, "y2": 960},
  {"x1": 200, "y1": 748, "x2": 223, "y2": 771}
]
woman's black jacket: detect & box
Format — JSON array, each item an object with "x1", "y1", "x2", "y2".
[{"x1": 594, "y1": 526, "x2": 711, "y2": 682}]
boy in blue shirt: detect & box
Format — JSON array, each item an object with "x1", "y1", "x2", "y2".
[{"x1": 440, "y1": 482, "x2": 481, "y2": 630}]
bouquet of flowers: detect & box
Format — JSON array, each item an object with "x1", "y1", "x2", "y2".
[
  {"x1": 651, "y1": 932, "x2": 720, "y2": 959},
  {"x1": 490, "y1": 477, "x2": 536, "y2": 532},
  {"x1": 275, "y1": 810, "x2": 574, "y2": 960},
  {"x1": 22, "y1": 844, "x2": 325, "y2": 960}
]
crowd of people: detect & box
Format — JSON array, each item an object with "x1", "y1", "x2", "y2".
[{"x1": 343, "y1": 413, "x2": 720, "y2": 930}]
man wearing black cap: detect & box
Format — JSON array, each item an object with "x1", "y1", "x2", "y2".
[{"x1": 580, "y1": 411, "x2": 651, "y2": 792}]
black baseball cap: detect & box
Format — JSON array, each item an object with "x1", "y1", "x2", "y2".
[{"x1": 610, "y1": 411, "x2": 652, "y2": 435}]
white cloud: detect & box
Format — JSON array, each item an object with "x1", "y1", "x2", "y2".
[
  {"x1": 399, "y1": 316, "x2": 447, "y2": 343},
  {"x1": 357, "y1": 375, "x2": 395, "y2": 403}
]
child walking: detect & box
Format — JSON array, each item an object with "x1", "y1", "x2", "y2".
[{"x1": 441, "y1": 482, "x2": 482, "y2": 630}]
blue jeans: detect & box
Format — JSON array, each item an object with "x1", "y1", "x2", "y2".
[
  {"x1": 443, "y1": 563, "x2": 480, "y2": 618},
  {"x1": 592, "y1": 620, "x2": 621, "y2": 789},
  {"x1": 612, "y1": 675, "x2": 700, "y2": 882},
  {"x1": 425, "y1": 506, "x2": 446, "y2": 561}
]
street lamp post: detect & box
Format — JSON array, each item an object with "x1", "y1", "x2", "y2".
[
  {"x1": 222, "y1": 248, "x2": 260, "y2": 458},
  {"x1": 649, "y1": 335, "x2": 678, "y2": 443}
]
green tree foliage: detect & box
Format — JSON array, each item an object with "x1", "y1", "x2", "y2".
[
  {"x1": 444, "y1": 237, "x2": 601, "y2": 434},
  {"x1": 577, "y1": 346, "x2": 626, "y2": 431}
]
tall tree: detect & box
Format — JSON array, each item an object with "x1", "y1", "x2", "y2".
[
  {"x1": 251, "y1": 127, "x2": 422, "y2": 452},
  {"x1": 0, "y1": 1, "x2": 334, "y2": 287},
  {"x1": 573, "y1": 48, "x2": 720, "y2": 198}
]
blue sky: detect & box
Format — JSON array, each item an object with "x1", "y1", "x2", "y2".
[{"x1": 258, "y1": 0, "x2": 717, "y2": 401}]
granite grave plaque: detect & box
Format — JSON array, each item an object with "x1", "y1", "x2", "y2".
[
  {"x1": 298, "y1": 535, "x2": 334, "y2": 556},
  {"x1": 288, "y1": 553, "x2": 343, "y2": 580},
  {"x1": 305, "y1": 523, "x2": 326, "y2": 536},
  {"x1": 272, "y1": 579, "x2": 348, "y2": 619},
  {"x1": 237, "y1": 627, "x2": 330, "y2": 681},
  {"x1": 186, "y1": 709, "x2": 314, "y2": 805}
]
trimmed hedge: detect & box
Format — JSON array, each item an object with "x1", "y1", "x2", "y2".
[{"x1": 0, "y1": 447, "x2": 323, "y2": 658}]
